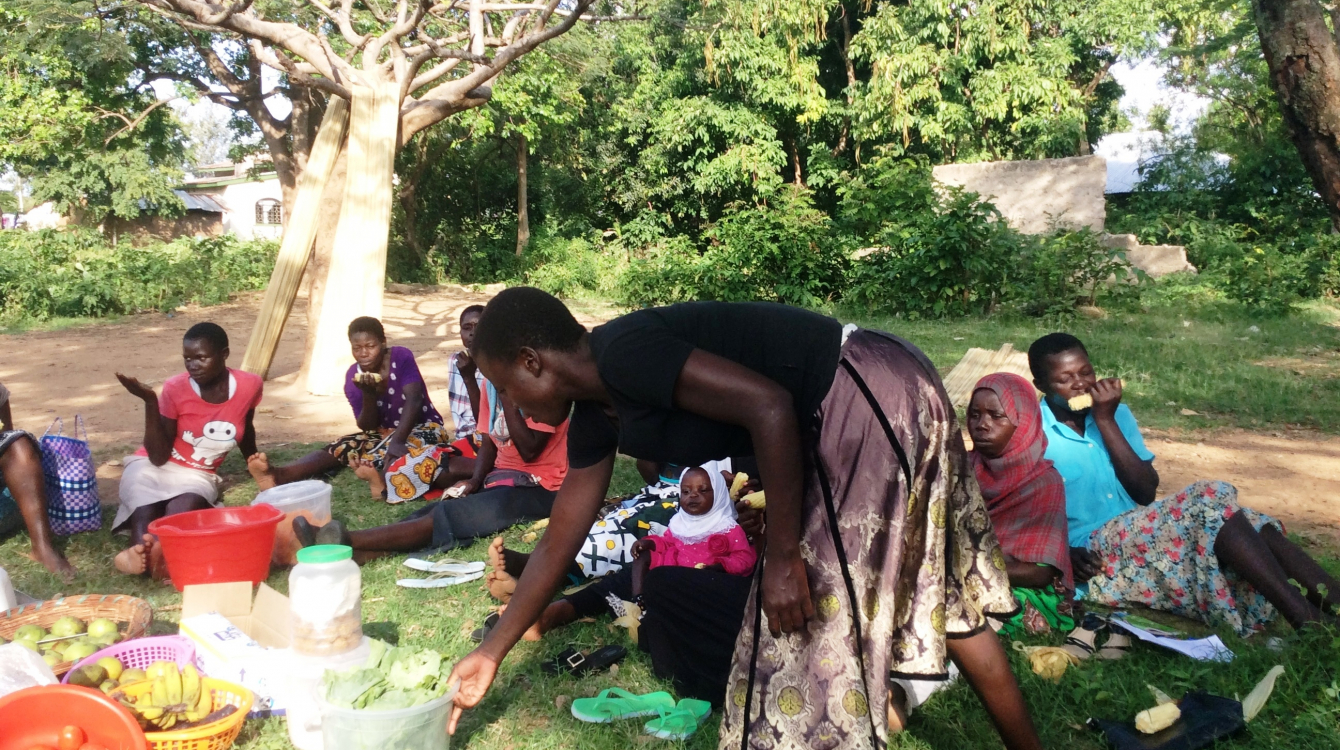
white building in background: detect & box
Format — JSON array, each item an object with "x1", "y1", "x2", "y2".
[{"x1": 180, "y1": 161, "x2": 285, "y2": 240}]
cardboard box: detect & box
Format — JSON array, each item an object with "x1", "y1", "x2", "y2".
[{"x1": 180, "y1": 581, "x2": 292, "y2": 717}]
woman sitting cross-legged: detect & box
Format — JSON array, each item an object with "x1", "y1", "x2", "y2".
[
  {"x1": 292, "y1": 387, "x2": 569, "y2": 560},
  {"x1": 113, "y1": 323, "x2": 262, "y2": 577},
  {"x1": 0, "y1": 381, "x2": 76, "y2": 578},
  {"x1": 1030, "y1": 332, "x2": 1340, "y2": 636},
  {"x1": 248, "y1": 316, "x2": 472, "y2": 499},
  {"x1": 967, "y1": 373, "x2": 1075, "y2": 636}
]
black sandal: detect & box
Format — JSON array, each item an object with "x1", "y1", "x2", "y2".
[
  {"x1": 542, "y1": 645, "x2": 627, "y2": 677},
  {"x1": 470, "y1": 612, "x2": 500, "y2": 644}
]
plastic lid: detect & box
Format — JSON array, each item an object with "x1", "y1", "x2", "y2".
[{"x1": 296, "y1": 544, "x2": 353, "y2": 564}]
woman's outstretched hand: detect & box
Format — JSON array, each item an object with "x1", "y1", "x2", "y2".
[
  {"x1": 115, "y1": 373, "x2": 156, "y2": 402},
  {"x1": 761, "y1": 549, "x2": 814, "y2": 636},
  {"x1": 447, "y1": 649, "x2": 499, "y2": 735}
]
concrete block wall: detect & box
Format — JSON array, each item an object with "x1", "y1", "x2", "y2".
[{"x1": 931, "y1": 155, "x2": 1108, "y2": 234}]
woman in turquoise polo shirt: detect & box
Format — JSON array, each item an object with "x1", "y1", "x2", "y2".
[{"x1": 1028, "y1": 333, "x2": 1338, "y2": 636}]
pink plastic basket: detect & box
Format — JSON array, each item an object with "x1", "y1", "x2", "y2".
[{"x1": 61, "y1": 635, "x2": 197, "y2": 684}]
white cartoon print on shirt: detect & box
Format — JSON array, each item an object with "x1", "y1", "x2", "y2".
[{"x1": 181, "y1": 420, "x2": 238, "y2": 465}]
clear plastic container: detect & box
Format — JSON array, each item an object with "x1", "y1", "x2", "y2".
[
  {"x1": 284, "y1": 638, "x2": 372, "y2": 750},
  {"x1": 254, "y1": 481, "x2": 333, "y2": 567},
  {"x1": 318, "y1": 680, "x2": 457, "y2": 750},
  {"x1": 0, "y1": 567, "x2": 15, "y2": 611},
  {"x1": 289, "y1": 545, "x2": 362, "y2": 657}
]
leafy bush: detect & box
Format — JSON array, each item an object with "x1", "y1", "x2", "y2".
[
  {"x1": 1008, "y1": 229, "x2": 1145, "y2": 317},
  {"x1": 845, "y1": 186, "x2": 1020, "y2": 318},
  {"x1": 0, "y1": 228, "x2": 276, "y2": 324},
  {"x1": 618, "y1": 191, "x2": 849, "y2": 308},
  {"x1": 525, "y1": 231, "x2": 626, "y2": 299}
]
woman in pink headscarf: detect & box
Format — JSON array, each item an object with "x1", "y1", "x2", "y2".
[{"x1": 967, "y1": 373, "x2": 1073, "y2": 634}]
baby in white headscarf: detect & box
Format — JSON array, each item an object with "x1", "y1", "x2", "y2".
[{"x1": 629, "y1": 459, "x2": 758, "y2": 581}]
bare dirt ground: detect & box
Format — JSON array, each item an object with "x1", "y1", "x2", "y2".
[{"x1": 3, "y1": 289, "x2": 1337, "y2": 553}]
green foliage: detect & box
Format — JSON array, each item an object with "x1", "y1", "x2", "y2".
[
  {"x1": 0, "y1": 228, "x2": 276, "y2": 325},
  {"x1": 618, "y1": 191, "x2": 848, "y2": 308},
  {"x1": 0, "y1": 2, "x2": 186, "y2": 223},
  {"x1": 1009, "y1": 230, "x2": 1146, "y2": 317}
]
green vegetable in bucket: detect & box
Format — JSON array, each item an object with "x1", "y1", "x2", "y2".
[{"x1": 322, "y1": 639, "x2": 453, "y2": 711}]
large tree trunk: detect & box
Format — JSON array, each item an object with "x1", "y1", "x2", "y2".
[
  {"x1": 304, "y1": 77, "x2": 402, "y2": 395},
  {"x1": 1253, "y1": 0, "x2": 1340, "y2": 230},
  {"x1": 516, "y1": 132, "x2": 530, "y2": 256},
  {"x1": 240, "y1": 97, "x2": 349, "y2": 379},
  {"x1": 297, "y1": 145, "x2": 349, "y2": 387}
]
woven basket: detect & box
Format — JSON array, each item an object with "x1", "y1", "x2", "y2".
[
  {"x1": 117, "y1": 677, "x2": 253, "y2": 750},
  {"x1": 0, "y1": 594, "x2": 153, "y2": 677}
]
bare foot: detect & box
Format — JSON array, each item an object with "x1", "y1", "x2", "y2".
[
  {"x1": 351, "y1": 459, "x2": 386, "y2": 499},
  {"x1": 248, "y1": 453, "x2": 278, "y2": 490},
  {"x1": 29, "y1": 546, "x2": 76, "y2": 581},
  {"x1": 485, "y1": 537, "x2": 518, "y2": 603},
  {"x1": 887, "y1": 683, "x2": 909, "y2": 734},
  {"x1": 113, "y1": 541, "x2": 148, "y2": 576},
  {"x1": 499, "y1": 604, "x2": 544, "y2": 641},
  {"x1": 146, "y1": 535, "x2": 170, "y2": 581}
]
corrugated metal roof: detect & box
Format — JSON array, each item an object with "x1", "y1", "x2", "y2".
[
  {"x1": 177, "y1": 190, "x2": 225, "y2": 213},
  {"x1": 136, "y1": 190, "x2": 225, "y2": 213}
]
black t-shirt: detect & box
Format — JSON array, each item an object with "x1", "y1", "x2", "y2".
[{"x1": 567, "y1": 302, "x2": 843, "y2": 469}]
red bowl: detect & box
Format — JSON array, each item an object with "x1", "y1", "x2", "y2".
[
  {"x1": 0, "y1": 684, "x2": 147, "y2": 750},
  {"x1": 149, "y1": 503, "x2": 284, "y2": 591}
]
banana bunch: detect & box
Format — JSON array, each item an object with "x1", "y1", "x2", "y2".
[{"x1": 116, "y1": 663, "x2": 212, "y2": 732}]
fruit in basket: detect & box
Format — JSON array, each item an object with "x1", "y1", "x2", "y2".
[
  {"x1": 120, "y1": 667, "x2": 146, "y2": 683},
  {"x1": 99, "y1": 680, "x2": 117, "y2": 694},
  {"x1": 63, "y1": 641, "x2": 99, "y2": 662},
  {"x1": 15, "y1": 624, "x2": 45, "y2": 641},
  {"x1": 86, "y1": 619, "x2": 118, "y2": 641},
  {"x1": 113, "y1": 662, "x2": 214, "y2": 732},
  {"x1": 68, "y1": 664, "x2": 109, "y2": 688},
  {"x1": 14, "y1": 636, "x2": 39, "y2": 651},
  {"x1": 50, "y1": 617, "x2": 86, "y2": 638},
  {"x1": 41, "y1": 651, "x2": 60, "y2": 667},
  {"x1": 96, "y1": 656, "x2": 124, "y2": 681}
]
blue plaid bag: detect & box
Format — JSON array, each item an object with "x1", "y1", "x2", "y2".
[{"x1": 40, "y1": 416, "x2": 102, "y2": 535}]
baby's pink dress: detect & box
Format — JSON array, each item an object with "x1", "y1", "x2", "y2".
[{"x1": 647, "y1": 526, "x2": 757, "y2": 575}]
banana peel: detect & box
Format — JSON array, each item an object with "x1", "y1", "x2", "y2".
[{"x1": 1012, "y1": 642, "x2": 1079, "y2": 682}]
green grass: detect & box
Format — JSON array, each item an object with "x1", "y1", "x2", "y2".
[
  {"x1": 6, "y1": 297, "x2": 1340, "y2": 748},
  {"x1": 5, "y1": 443, "x2": 1339, "y2": 749},
  {"x1": 840, "y1": 298, "x2": 1340, "y2": 434}
]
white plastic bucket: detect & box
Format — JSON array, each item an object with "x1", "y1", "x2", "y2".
[
  {"x1": 318, "y1": 678, "x2": 458, "y2": 750},
  {"x1": 254, "y1": 480, "x2": 334, "y2": 567}
]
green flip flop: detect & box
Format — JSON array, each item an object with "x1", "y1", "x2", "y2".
[
  {"x1": 570, "y1": 688, "x2": 676, "y2": 723},
  {"x1": 643, "y1": 699, "x2": 712, "y2": 740}
]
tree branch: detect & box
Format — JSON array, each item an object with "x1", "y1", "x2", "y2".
[{"x1": 101, "y1": 96, "x2": 181, "y2": 146}]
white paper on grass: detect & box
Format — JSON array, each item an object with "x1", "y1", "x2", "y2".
[{"x1": 1108, "y1": 617, "x2": 1235, "y2": 662}]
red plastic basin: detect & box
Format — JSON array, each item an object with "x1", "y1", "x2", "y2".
[
  {"x1": 0, "y1": 684, "x2": 147, "y2": 750},
  {"x1": 149, "y1": 503, "x2": 284, "y2": 591}
]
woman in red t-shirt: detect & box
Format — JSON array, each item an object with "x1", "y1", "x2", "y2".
[{"x1": 111, "y1": 323, "x2": 262, "y2": 577}]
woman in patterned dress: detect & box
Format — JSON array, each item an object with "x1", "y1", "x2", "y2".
[
  {"x1": 447, "y1": 288, "x2": 1042, "y2": 750},
  {"x1": 1029, "y1": 332, "x2": 1340, "y2": 635}
]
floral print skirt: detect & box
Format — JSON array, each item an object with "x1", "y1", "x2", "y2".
[
  {"x1": 323, "y1": 422, "x2": 453, "y2": 471},
  {"x1": 1084, "y1": 480, "x2": 1281, "y2": 637}
]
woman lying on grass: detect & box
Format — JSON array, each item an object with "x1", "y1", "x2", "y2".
[
  {"x1": 1030, "y1": 332, "x2": 1340, "y2": 636},
  {"x1": 248, "y1": 316, "x2": 473, "y2": 499},
  {"x1": 967, "y1": 373, "x2": 1074, "y2": 635},
  {"x1": 448, "y1": 288, "x2": 1043, "y2": 750},
  {"x1": 0, "y1": 381, "x2": 76, "y2": 578},
  {"x1": 113, "y1": 323, "x2": 261, "y2": 577}
]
